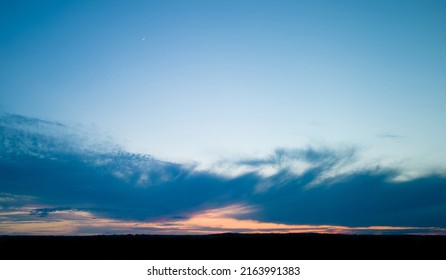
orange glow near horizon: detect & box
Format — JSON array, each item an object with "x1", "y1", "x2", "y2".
[{"x1": 1, "y1": 204, "x2": 445, "y2": 235}]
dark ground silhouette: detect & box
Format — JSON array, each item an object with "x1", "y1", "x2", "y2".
[{"x1": 1, "y1": 233, "x2": 445, "y2": 259}]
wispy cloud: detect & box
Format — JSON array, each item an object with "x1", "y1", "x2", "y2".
[
  {"x1": 1, "y1": 113, "x2": 446, "y2": 234},
  {"x1": 0, "y1": 193, "x2": 36, "y2": 209},
  {"x1": 377, "y1": 134, "x2": 405, "y2": 139},
  {"x1": 30, "y1": 207, "x2": 75, "y2": 218}
]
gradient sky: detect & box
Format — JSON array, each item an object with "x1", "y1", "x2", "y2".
[{"x1": 1, "y1": 0, "x2": 446, "y2": 235}]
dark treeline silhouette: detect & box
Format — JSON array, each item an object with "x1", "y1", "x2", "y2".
[{"x1": 1, "y1": 233, "x2": 445, "y2": 260}]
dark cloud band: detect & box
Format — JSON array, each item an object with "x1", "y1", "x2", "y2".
[{"x1": 1, "y1": 113, "x2": 446, "y2": 232}]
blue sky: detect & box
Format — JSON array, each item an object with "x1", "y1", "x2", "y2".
[{"x1": 1, "y1": 1, "x2": 446, "y2": 234}]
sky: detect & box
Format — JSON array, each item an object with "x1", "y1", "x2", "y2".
[{"x1": 1, "y1": 0, "x2": 446, "y2": 235}]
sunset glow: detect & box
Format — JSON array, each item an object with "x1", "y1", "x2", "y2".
[{"x1": 1, "y1": 1, "x2": 446, "y2": 236}]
